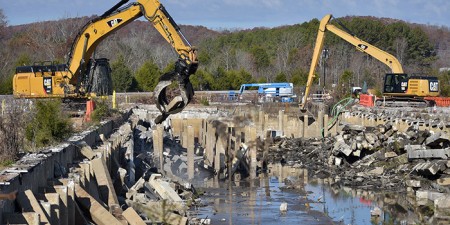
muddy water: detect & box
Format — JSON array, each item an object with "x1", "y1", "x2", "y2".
[
  {"x1": 190, "y1": 164, "x2": 434, "y2": 225},
  {"x1": 191, "y1": 178, "x2": 335, "y2": 225}
]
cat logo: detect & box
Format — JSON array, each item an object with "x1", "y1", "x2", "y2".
[
  {"x1": 430, "y1": 81, "x2": 439, "y2": 92},
  {"x1": 107, "y1": 18, "x2": 123, "y2": 27}
]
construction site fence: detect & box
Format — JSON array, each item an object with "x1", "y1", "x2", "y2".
[
  {"x1": 424, "y1": 97, "x2": 450, "y2": 107},
  {"x1": 358, "y1": 94, "x2": 375, "y2": 107}
]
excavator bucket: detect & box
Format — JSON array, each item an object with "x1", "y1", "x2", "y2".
[{"x1": 153, "y1": 59, "x2": 196, "y2": 124}]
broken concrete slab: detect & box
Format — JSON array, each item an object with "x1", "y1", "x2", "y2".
[
  {"x1": 342, "y1": 124, "x2": 365, "y2": 132},
  {"x1": 408, "y1": 147, "x2": 450, "y2": 160},
  {"x1": 74, "y1": 141, "x2": 96, "y2": 160},
  {"x1": 434, "y1": 195, "x2": 450, "y2": 210},
  {"x1": 437, "y1": 176, "x2": 450, "y2": 186},
  {"x1": 368, "y1": 167, "x2": 384, "y2": 176},
  {"x1": 425, "y1": 132, "x2": 450, "y2": 148},
  {"x1": 415, "y1": 161, "x2": 444, "y2": 176},
  {"x1": 148, "y1": 174, "x2": 183, "y2": 202},
  {"x1": 405, "y1": 180, "x2": 421, "y2": 188},
  {"x1": 365, "y1": 134, "x2": 377, "y2": 144},
  {"x1": 416, "y1": 190, "x2": 445, "y2": 201},
  {"x1": 16, "y1": 190, "x2": 50, "y2": 224},
  {"x1": 333, "y1": 140, "x2": 352, "y2": 157},
  {"x1": 74, "y1": 184, "x2": 123, "y2": 225},
  {"x1": 91, "y1": 157, "x2": 119, "y2": 208},
  {"x1": 127, "y1": 200, "x2": 188, "y2": 225},
  {"x1": 385, "y1": 151, "x2": 398, "y2": 158},
  {"x1": 123, "y1": 207, "x2": 146, "y2": 225}
]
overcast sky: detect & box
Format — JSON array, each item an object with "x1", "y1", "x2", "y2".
[{"x1": 1, "y1": 0, "x2": 450, "y2": 29}]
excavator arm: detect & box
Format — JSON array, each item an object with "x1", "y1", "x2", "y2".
[
  {"x1": 300, "y1": 14, "x2": 403, "y2": 110},
  {"x1": 66, "y1": 0, "x2": 198, "y2": 123}
]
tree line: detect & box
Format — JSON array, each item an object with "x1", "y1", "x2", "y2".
[{"x1": 1, "y1": 9, "x2": 450, "y2": 98}]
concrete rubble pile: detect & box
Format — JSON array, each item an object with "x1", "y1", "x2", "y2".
[
  {"x1": 123, "y1": 118, "x2": 213, "y2": 224},
  {"x1": 71, "y1": 119, "x2": 207, "y2": 224},
  {"x1": 267, "y1": 122, "x2": 450, "y2": 215}
]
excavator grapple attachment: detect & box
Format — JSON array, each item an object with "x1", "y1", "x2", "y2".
[{"x1": 154, "y1": 58, "x2": 196, "y2": 124}]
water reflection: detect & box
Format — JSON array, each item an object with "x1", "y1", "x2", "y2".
[{"x1": 191, "y1": 164, "x2": 448, "y2": 225}]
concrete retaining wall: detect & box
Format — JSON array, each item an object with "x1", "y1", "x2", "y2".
[{"x1": 0, "y1": 110, "x2": 131, "y2": 222}]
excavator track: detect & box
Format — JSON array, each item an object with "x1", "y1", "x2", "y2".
[{"x1": 375, "y1": 97, "x2": 435, "y2": 108}]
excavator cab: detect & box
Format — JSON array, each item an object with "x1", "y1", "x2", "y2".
[{"x1": 383, "y1": 73, "x2": 409, "y2": 94}]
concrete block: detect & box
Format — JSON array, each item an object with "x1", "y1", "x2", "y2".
[
  {"x1": 368, "y1": 167, "x2": 384, "y2": 176},
  {"x1": 425, "y1": 132, "x2": 450, "y2": 148},
  {"x1": 75, "y1": 141, "x2": 96, "y2": 160},
  {"x1": 44, "y1": 193, "x2": 61, "y2": 225},
  {"x1": 364, "y1": 132, "x2": 378, "y2": 145},
  {"x1": 333, "y1": 140, "x2": 352, "y2": 156},
  {"x1": 123, "y1": 207, "x2": 146, "y2": 225},
  {"x1": 437, "y1": 176, "x2": 450, "y2": 186},
  {"x1": 384, "y1": 151, "x2": 398, "y2": 158},
  {"x1": 405, "y1": 180, "x2": 421, "y2": 188},
  {"x1": 140, "y1": 201, "x2": 187, "y2": 225},
  {"x1": 335, "y1": 157, "x2": 342, "y2": 166},
  {"x1": 434, "y1": 195, "x2": 450, "y2": 209},
  {"x1": 149, "y1": 174, "x2": 183, "y2": 202},
  {"x1": 54, "y1": 185, "x2": 69, "y2": 225},
  {"x1": 416, "y1": 190, "x2": 428, "y2": 199},
  {"x1": 74, "y1": 184, "x2": 122, "y2": 225},
  {"x1": 92, "y1": 157, "x2": 119, "y2": 207},
  {"x1": 408, "y1": 148, "x2": 450, "y2": 160},
  {"x1": 16, "y1": 190, "x2": 50, "y2": 224},
  {"x1": 416, "y1": 190, "x2": 445, "y2": 201}
]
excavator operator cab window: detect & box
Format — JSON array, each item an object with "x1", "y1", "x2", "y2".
[{"x1": 384, "y1": 73, "x2": 408, "y2": 94}]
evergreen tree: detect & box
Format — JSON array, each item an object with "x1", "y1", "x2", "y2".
[
  {"x1": 135, "y1": 59, "x2": 160, "y2": 91},
  {"x1": 111, "y1": 55, "x2": 134, "y2": 92},
  {"x1": 274, "y1": 72, "x2": 287, "y2": 82}
]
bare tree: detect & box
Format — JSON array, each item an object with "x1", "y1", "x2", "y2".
[
  {"x1": 0, "y1": 100, "x2": 27, "y2": 162},
  {"x1": 0, "y1": 8, "x2": 6, "y2": 38},
  {"x1": 394, "y1": 37, "x2": 408, "y2": 65},
  {"x1": 275, "y1": 31, "x2": 303, "y2": 73},
  {"x1": 220, "y1": 45, "x2": 233, "y2": 71}
]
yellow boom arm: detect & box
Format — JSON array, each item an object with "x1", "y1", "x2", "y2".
[
  {"x1": 64, "y1": 0, "x2": 198, "y2": 123},
  {"x1": 67, "y1": 0, "x2": 197, "y2": 84},
  {"x1": 300, "y1": 14, "x2": 403, "y2": 109}
]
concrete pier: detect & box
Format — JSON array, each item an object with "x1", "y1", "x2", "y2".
[
  {"x1": 153, "y1": 125, "x2": 164, "y2": 172},
  {"x1": 303, "y1": 115, "x2": 309, "y2": 138},
  {"x1": 278, "y1": 110, "x2": 284, "y2": 136},
  {"x1": 248, "y1": 126, "x2": 257, "y2": 180},
  {"x1": 324, "y1": 114, "x2": 329, "y2": 137},
  {"x1": 187, "y1": 125, "x2": 195, "y2": 180}
]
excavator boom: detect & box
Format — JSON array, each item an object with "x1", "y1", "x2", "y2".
[
  {"x1": 13, "y1": 0, "x2": 198, "y2": 123},
  {"x1": 300, "y1": 14, "x2": 437, "y2": 110}
]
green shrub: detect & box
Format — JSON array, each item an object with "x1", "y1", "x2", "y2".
[
  {"x1": 25, "y1": 100, "x2": 72, "y2": 148},
  {"x1": 200, "y1": 98, "x2": 209, "y2": 106},
  {"x1": 91, "y1": 98, "x2": 116, "y2": 123}
]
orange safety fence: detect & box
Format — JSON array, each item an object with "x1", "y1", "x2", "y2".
[
  {"x1": 424, "y1": 97, "x2": 450, "y2": 107},
  {"x1": 359, "y1": 94, "x2": 374, "y2": 107},
  {"x1": 84, "y1": 100, "x2": 96, "y2": 122}
]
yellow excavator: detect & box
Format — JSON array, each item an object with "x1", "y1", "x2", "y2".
[
  {"x1": 12, "y1": 0, "x2": 198, "y2": 123},
  {"x1": 300, "y1": 14, "x2": 439, "y2": 110}
]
